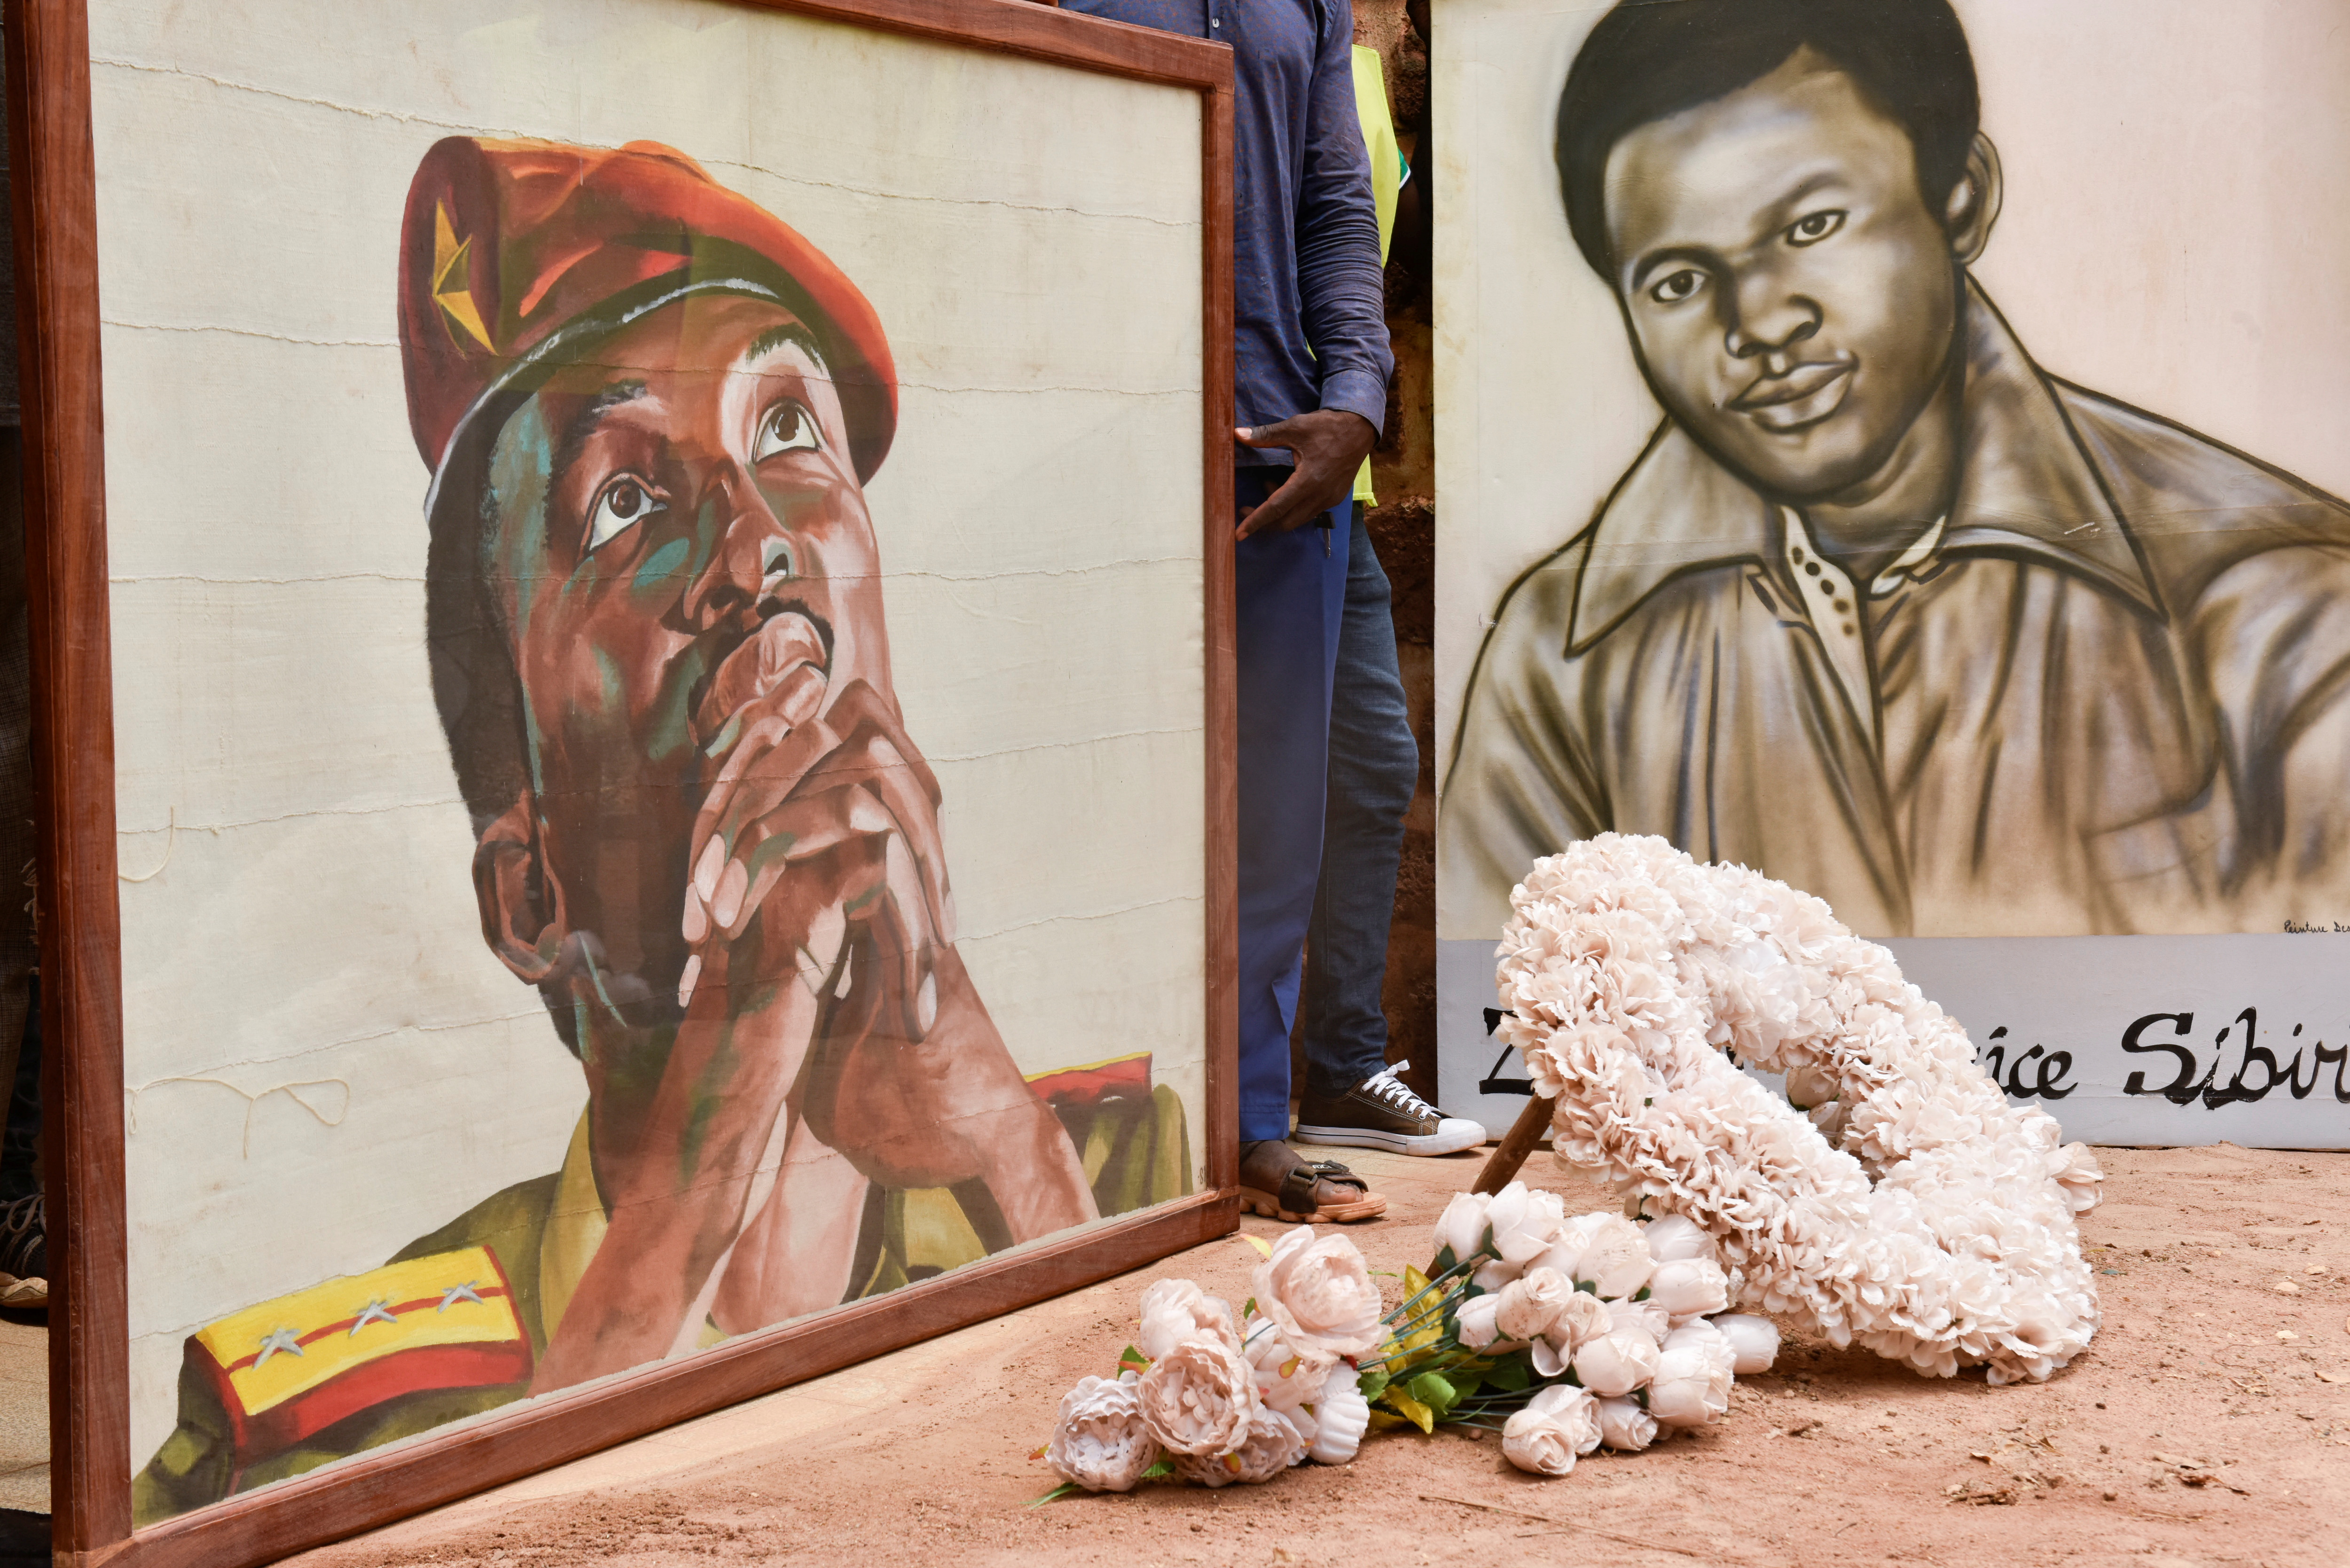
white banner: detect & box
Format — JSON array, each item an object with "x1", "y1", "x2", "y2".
[{"x1": 1441, "y1": 934, "x2": 2350, "y2": 1150}]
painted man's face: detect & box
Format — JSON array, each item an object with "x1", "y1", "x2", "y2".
[
  {"x1": 1602, "y1": 49, "x2": 1962, "y2": 502},
  {"x1": 480, "y1": 292, "x2": 892, "y2": 1024}
]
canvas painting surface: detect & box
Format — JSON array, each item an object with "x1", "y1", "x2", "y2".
[
  {"x1": 1432, "y1": 0, "x2": 2350, "y2": 1147},
  {"x1": 96, "y1": 0, "x2": 1209, "y2": 1516}
]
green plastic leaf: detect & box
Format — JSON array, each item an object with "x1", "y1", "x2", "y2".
[
  {"x1": 1241, "y1": 1298, "x2": 1257, "y2": 1318},
  {"x1": 1574, "y1": 1280, "x2": 1598, "y2": 1294},
  {"x1": 1028, "y1": 1481, "x2": 1085, "y2": 1508},
  {"x1": 1382, "y1": 1388, "x2": 1436, "y2": 1434},
  {"x1": 1408, "y1": 1372, "x2": 1459, "y2": 1418},
  {"x1": 1117, "y1": 1344, "x2": 1151, "y2": 1374},
  {"x1": 1365, "y1": 1408, "x2": 1414, "y2": 1433},
  {"x1": 1357, "y1": 1366, "x2": 1391, "y2": 1403},
  {"x1": 1141, "y1": 1457, "x2": 1175, "y2": 1480},
  {"x1": 1486, "y1": 1355, "x2": 1533, "y2": 1393},
  {"x1": 1430, "y1": 1244, "x2": 1459, "y2": 1276}
]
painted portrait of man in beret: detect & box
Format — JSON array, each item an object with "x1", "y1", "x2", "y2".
[
  {"x1": 133, "y1": 137, "x2": 1189, "y2": 1522},
  {"x1": 1442, "y1": 0, "x2": 2350, "y2": 940}
]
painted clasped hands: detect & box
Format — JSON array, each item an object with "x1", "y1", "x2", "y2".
[{"x1": 680, "y1": 609, "x2": 952, "y2": 1030}]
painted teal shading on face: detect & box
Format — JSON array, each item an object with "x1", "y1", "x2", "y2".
[
  {"x1": 635, "y1": 536, "x2": 691, "y2": 601},
  {"x1": 483, "y1": 387, "x2": 711, "y2": 782},
  {"x1": 482, "y1": 401, "x2": 561, "y2": 793}
]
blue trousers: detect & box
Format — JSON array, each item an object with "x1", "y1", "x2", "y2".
[
  {"x1": 1236, "y1": 470, "x2": 1349, "y2": 1142},
  {"x1": 1300, "y1": 511, "x2": 1420, "y2": 1099}
]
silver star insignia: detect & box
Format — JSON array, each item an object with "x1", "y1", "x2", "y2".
[
  {"x1": 253, "y1": 1327, "x2": 304, "y2": 1367},
  {"x1": 349, "y1": 1299, "x2": 399, "y2": 1336},
  {"x1": 437, "y1": 1281, "x2": 485, "y2": 1313}
]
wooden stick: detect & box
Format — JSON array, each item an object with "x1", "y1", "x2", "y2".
[{"x1": 1472, "y1": 1095, "x2": 1552, "y2": 1194}]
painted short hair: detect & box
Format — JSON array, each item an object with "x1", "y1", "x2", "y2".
[{"x1": 1556, "y1": 0, "x2": 1980, "y2": 277}]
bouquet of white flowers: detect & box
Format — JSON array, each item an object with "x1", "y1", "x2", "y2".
[
  {"x1": 1038, "y1": 1188, "x2": 1772, "y2": 1495},
  {"x1": 1354, "y1": 1184, "x2": 1770, "y2": 1475}
]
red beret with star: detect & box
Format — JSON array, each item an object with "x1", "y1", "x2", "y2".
[{"x1": 398, "y1": 136, "x2": 897, "y2": 486}]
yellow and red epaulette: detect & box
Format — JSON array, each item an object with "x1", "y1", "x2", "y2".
[
  {"x1": 183, "y1": 1246, "x2": 532, "y2": 1460},
  {"x1": 1026, "y1": 1051, "x2": 1153, "y2": 1108}
]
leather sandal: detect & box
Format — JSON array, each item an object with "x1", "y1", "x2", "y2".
[{"x1": 1238, "y1": 1143, "x2": 1387, "y2": 1223}]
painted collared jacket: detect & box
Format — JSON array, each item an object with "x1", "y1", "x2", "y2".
[{"x1": 1441, "y1": 284, "x2": 2350, "y2": 940}]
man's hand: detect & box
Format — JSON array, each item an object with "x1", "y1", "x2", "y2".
[{"x1": 1234, "y1": 410, "x2": 1376, "y2": 539}]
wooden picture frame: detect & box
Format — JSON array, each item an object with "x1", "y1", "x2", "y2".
[{"x1": 4, "y1": 0, "x2": 1236, "y2": 1561}]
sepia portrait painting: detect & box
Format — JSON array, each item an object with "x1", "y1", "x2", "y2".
[
  {"x1": 87, "y1": 0, "x2": 1215, "y2": 1526},
  {"x1": 1437, "y1": 0, "x2": 2350, "y2": 943}
]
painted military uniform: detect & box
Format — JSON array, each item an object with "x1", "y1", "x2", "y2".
[{"x1": 133, "y1": 1056, "x2": 1186, "y2": 1524}]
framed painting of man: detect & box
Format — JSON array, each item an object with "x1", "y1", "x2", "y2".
[
  {"x1": 6, "y1": 0, "x2": 1237, "y2": 1562},
  {"x1": 1430, "y1": 0, "x2": 2350, "y2": 1150}
]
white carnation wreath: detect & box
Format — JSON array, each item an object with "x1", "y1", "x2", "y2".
[{"x1": 1493, "y1": 834, "x2": 2103, "y2": 1385}]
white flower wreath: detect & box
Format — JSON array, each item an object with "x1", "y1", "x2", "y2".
[{"x1": 1493, "y1": 834, "x2": 2104, "y2": 1385}]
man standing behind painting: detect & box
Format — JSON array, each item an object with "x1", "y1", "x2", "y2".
[
  {"x1": 1057, "y1": 0, "x2": 1471, "y2": 1216},
  {"x1": 1442, "y1": 0, "x2": 2350, "y2": 938}
]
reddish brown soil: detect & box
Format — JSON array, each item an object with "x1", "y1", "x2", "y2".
[{"x1": 289, "y1": 1142, "x2": 2348, "y2": 1568}]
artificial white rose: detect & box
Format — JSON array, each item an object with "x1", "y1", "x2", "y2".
[
  {"x1": 1661, "y1": 1317, "x2": 1728, "y2": 1355},
  {"x1": 1595, "y1": 1395, "x2": 1659, "y2": 1452},
  {"x1": 1045, "y1": 1374, "x2": 1162, "y2": 1492},
  {"x1": 1551, "y1": 1288, "x2": 1614, "y2": 1351},
  {"x1": 1500, "y1": 1384, "x2": 1601, "y2": 1477},
  {"x1": 1522, "y1": 1212, "x2": 1599, "y2": 1283},
  {"x1": 1171, "y1": 1406, "x2": 1308, "y2": 1487},
  {"x1": 1434, "y1": 1190, "x2": 1493, "y2": 1262},
  {"x1": 1244, "y1": 1320, "x2": 1335, "y2": 1414},
  {"x1": 1661, "y1": 1319, "x2": 1739, "y2": 1401},
  {"x1": 1471, "y1": 1259, "x2": 1519, "y2": 1293},
  {"x1": 1530, "y1": 1285, "x2": 1615, "y2": 1376},
  {"x1": 1486, "y1": 1182, "x2": 1567, "y2": 1268},
  {"x1": 1640, "y1": 1213, "x2": 1718, "y2": 1264},
  {"x1": 1306, "y1": 1377, "x2": 1371, "y2": 1464},
  {"x1": 1499, "y1": 1410, "x2": 1576, "y2": 1475},
  {"x1": 1707, "y1": 1314, "x2": 1781, "y2": 1374},
  {"x1": 1647, "y1": 1344, "x2": 1735, "y2": 1428},
  {"x1": 1494, "y1": 1267, "x2": 1575, "y2": 1341},
  {"x1": 1454, "y1": 1291, "x2": 1505, "y2": 1350},
  {"x1": 1648, "y1": 1257, "x2": 1731, "y2": 1318},
  {"x1": 1136, "y1": 1278, "x2": 1241, "y2": 1362},
  {"x1": 1253, "y1": 1227, "x2": 1385, "y2": 1360},
  {"x1": 1529, "y1": 1381, "x2": 1603, "y2": 1445},
  {"x1": 1605, "y1": 1295, "x2": 1672, "y2": 1344},
  {"x1": 1571, "y1": 1325, "x2": 1661, "y2": 1398},
  {"x1": 1577, "y1": 1214, "x2": 1655, "y2": 1297},
  {"x1": 1136, "y1": 1334, "x2": 1258, "y2": 1455}
]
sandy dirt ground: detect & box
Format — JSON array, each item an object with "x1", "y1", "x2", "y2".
[{"x1": 287, "y1": 1141, "x2": 2349, "y2": 1568}]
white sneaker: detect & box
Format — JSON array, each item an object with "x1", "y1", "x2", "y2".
[{"x1": 1293, "y1": 1062, "x2": 1488, "y2": 1156}]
